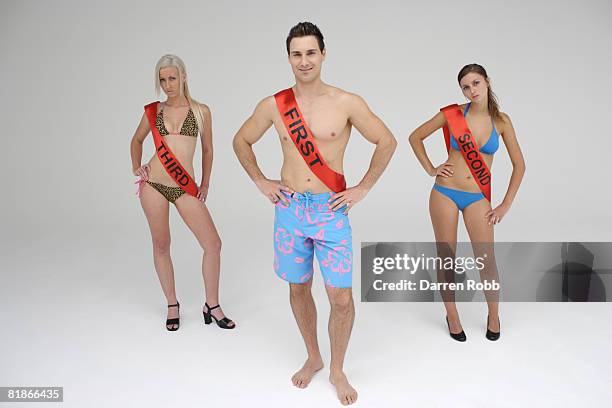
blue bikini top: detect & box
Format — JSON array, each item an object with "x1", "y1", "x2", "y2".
[{"x1": 450, "y1": 102, "x2": 499, "y2": 155}]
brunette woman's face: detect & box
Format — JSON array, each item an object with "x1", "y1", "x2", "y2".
[
  {"x1": 159, "y1": 66, "x2": 185, "y2": 97},
  {"x1": 459, "y1": 72, "x2": 488, "y2": 104}
]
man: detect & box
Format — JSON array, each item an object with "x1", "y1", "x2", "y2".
[{"x1": 233, "y1": 22, "x2": 396, "y2": 406}]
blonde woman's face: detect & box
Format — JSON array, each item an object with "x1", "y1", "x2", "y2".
[{"x1": 159, "y1": 66, "x2": 185, "y2": 97}]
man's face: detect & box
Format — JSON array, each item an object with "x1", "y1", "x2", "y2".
[{"x1": 288, "y1": 36, "x2": 325, "y2": 82}]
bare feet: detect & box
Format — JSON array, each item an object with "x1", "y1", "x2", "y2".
[
  {"x1": 291, "y1": 357, "x2": 324, "y2": 389},
  {"x1": 330, "y1": 371, "x2": 358, "y2": 405}
]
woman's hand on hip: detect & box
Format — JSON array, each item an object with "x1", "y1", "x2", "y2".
[
  {"x1": 430, "y1": 161, "x2": 454, "y2": 178},
  {"x1": 133, "y1": 164, "x2": 150, "y2": 181}
]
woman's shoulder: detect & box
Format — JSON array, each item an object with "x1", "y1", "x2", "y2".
[
  {"x1": 498, "y1": 111, "x2": 511, "y2": 122},
  {"x1": 494, "y1": 111, "x2": 512, "y2": 134},
  {"x1": 434, "y1": 103, "x2": 467, "y2": 123},
  {"x1": 196, "y1": 102, "x2": 211, "y2": 117},
  {"x1": 440, "y1": 102, "x2": 468, "y2": 112}
]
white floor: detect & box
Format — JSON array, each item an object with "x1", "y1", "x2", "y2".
[{"x1": 3, "y1": 235, "x2": 612, "y2": 408}]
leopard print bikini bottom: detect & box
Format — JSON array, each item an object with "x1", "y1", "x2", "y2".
[{"x1": 146, "y1": 181, "x2": 186, "y2": 203}]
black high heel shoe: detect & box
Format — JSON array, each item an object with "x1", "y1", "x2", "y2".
[
  {"x1": 446, "y1": 316, "x2": 466, "y2": 342},
  {"x1": 166, "y1": 302, "x2": 180, "y2": 331},
  {"x1": 486, "y1": 315, "x2": 500, "y2": 341},
  {"x1": 203, "y1": 303, "x2": 235, "y2": 329}
]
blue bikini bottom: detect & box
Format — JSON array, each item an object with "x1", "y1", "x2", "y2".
[{"x1": 433, "y1": 184, "x2": 485, "y2": 211}]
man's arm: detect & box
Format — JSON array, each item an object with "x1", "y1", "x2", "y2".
[
  {"x1": 329, "y1": 93, "x2": 397, "y2": 212},
  {"x1": 232, "y1": 96, "x2": 294, "y2": 204},
  {"x1": 347, "y1": 93, "x2": 397, "y2": 191},
  {"x1": 232, "y1": 97, "x2": 275, "y2": 182}
]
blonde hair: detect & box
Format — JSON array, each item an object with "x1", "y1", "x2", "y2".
[{"x1": 154, "y1": 54, "x2": 204, "y2": 135}]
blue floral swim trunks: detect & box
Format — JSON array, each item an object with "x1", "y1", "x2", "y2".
[{"x1": 273, "y1": 191, "x2": 353, "y2": 288}]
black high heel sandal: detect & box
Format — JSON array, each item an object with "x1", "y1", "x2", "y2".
[
  {"x1": 203, "y1": 303, "x2": 235, "y2": 329},
  {"x1": 446, "y1": 316, "x2": 467, "y2": 342},
  {"x1": 166, "y1": 302, "x2": 180, "y2": 331},
  {"x1": 486, "y1": 315, "x2": 500, "y2": 341}
]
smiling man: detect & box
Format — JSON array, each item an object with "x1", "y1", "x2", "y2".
[{"x1": 232, "y1": 22, "x2": 396, "y2": 406}]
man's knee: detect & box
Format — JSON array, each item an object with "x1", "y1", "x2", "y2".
[
  {"x1": 289, "y1": 281, "x2": 312, "y2": 299},
  {"x1": 328, "y1": 288, "x2": 353, "y2": 312}
]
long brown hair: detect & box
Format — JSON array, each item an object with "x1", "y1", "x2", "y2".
[{"x1": 458, "y1": 63, "x2": 502, "y2": 121}]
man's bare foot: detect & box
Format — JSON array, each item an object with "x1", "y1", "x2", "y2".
[
  {"x1": 291, "y1": 357, "x2": 324, "y2": 389},
  {"x1": 330, "y1": 371, "x2": 358, "y2": 405}
]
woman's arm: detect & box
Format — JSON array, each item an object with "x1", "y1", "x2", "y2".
[
  {"x1": 198, "y1": 104, "x2": 213, "y2": 188},
  {"x1": 484, "y1": 113, "x2": 526, "y2": 225},
  {"x1": 130, "y1": 113, "x2": 151, "y2": 178},
  {"x1": 408, "y1": 111, "x2": 453, "y2": 178},
  {"x1": 498, "y1": 113, "x2": 526, "y2": 207}
]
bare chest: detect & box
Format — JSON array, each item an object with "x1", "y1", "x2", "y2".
[{"x1": 294, "y1": 100, "x2": 349, "y2": 142}]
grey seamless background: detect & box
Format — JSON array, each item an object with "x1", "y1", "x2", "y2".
[
  {"x1": 2, "y1": 0, "x2": 612, "y2": 407},
  {"x1": 3, "y1": 0, "x2": 611, "y2": 247}
]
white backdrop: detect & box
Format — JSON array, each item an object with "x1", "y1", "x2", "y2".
[
  {"x1": 2, "y1": 0, "x2": 611, "y2": 248},
  {"x1": 2, "y1": 1, "x2": 611, "y2": 407}
]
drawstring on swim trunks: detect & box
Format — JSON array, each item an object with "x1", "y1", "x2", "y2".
[
  {"x1": 292, "y1": 191, "x2": 314, "y2": 212},
  {"x1": 303, "y1": 191, "x2": 312, "y2": 212}
]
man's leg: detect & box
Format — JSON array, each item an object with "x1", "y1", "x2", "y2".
[
  {"x1": 274, "y1": 196, "x2": 323, "y2": 388},
  {"x1": 289, "y1": 279, "x2": 324, "y2": 388},
  {"x1": 326, "y1": 286, "x2": 357, "y2": 405},
  {"x1": 311, "y1": 199, "x2": 357, "y2": 405}
]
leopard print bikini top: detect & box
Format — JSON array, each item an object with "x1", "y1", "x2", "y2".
[{"x1": 155, "y1": 106, "x2": 199, "y2": 137}]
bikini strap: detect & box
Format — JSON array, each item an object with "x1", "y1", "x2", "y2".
[
  {"x1": 490, "y1": 114, "x2": 498, "y2": 134},
  {"x1": 463, "y1": 102, "x2": 471, "y2": 117}
]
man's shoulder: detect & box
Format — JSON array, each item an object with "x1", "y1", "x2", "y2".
[
  {"x1": 324, "y1": 86, "x2": 364, "y2": 105},
  {"x1": 253, "y1": 95, "x2": 278, "y2": 115}
]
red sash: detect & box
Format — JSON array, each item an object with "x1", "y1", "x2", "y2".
[
  {"x1": 274, "y1": 88, "x2": 346, "y2": 193},
  {"x1": 144, "y1": 102, "x2": 199, "y2": 197},
  {"x1": 440, "y1": 104, "x2": 491, "y2": 202}
]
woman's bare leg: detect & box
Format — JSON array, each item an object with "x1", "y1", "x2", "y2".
[
  {"x1": 462, "y1": 199, "x2": 500, "y2": 332},
  {"x1": 175, "y1": 196, "x2": 233, "y2": 326},
  {"x1": 139, "y1": 183, "x2": 178, "y2": 329},
  {"x1": 429, "y1": 188, "x2": 462, "y2": 333}
]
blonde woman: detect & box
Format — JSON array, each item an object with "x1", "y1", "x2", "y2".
[{"x1": 130, "y1": 54, "x2": 235, "y2": 331}]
